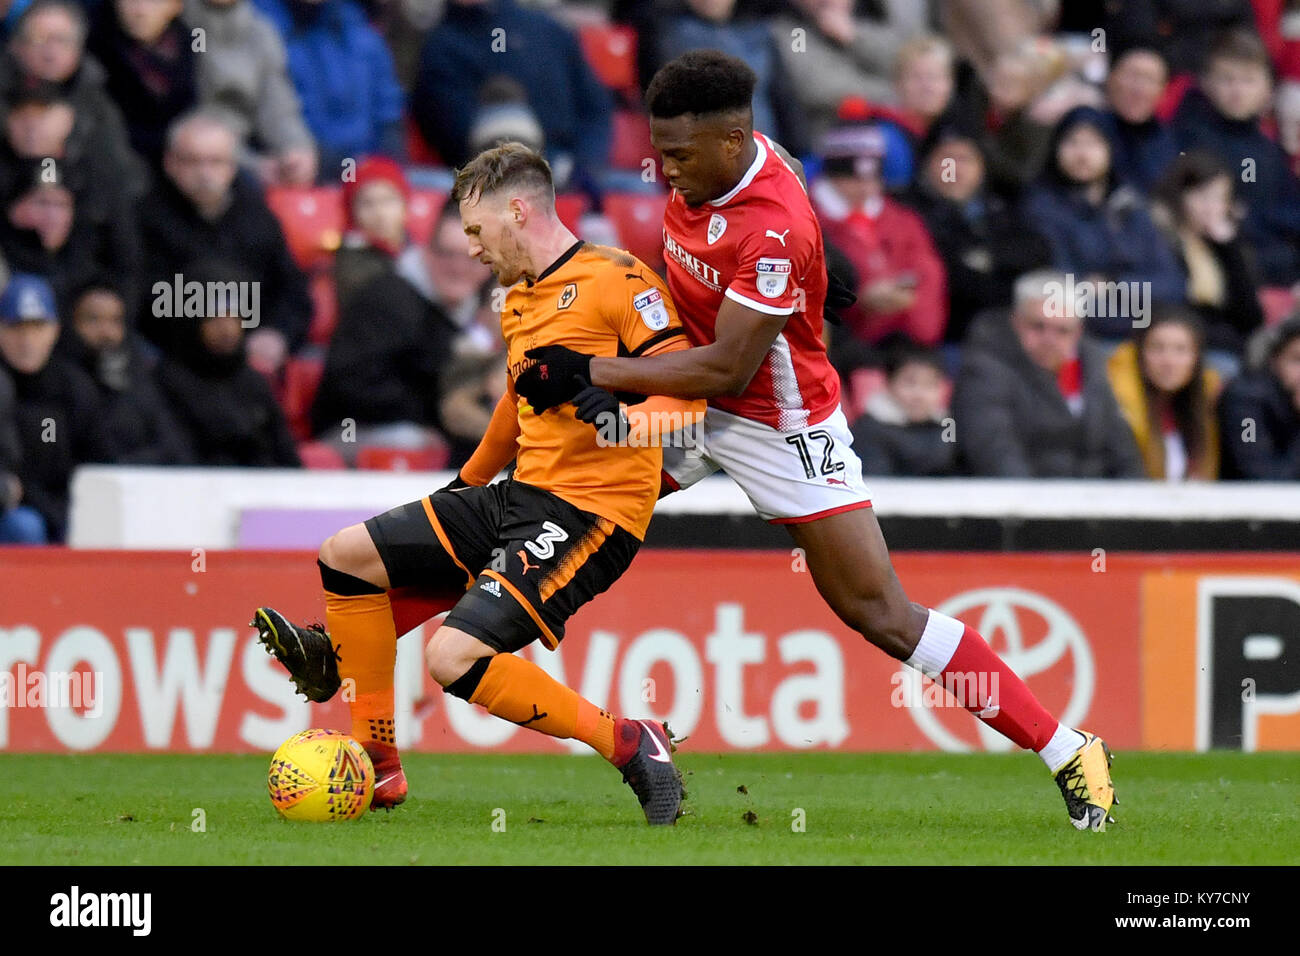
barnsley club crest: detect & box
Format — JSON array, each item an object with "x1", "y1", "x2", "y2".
[{"x1": 707, "y1": 213, "x2": 727, "y2": 245}]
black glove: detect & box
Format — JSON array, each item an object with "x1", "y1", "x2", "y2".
[
  {"x1": 573, "y1": 384, "x2": 628, "y2": 444},
  {"x1": 824, "y1": 264, "x2": 857, "y2": 326},
  {"x1": 435, "y1": 472, "x2": 472, "y2": 494},
  {"x1": 517, "y1": 345, "x2": 594, "y2": 412}
]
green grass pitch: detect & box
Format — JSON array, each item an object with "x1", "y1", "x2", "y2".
[{"x1": 1, "y1": 752, "x2": 1295, "y2": 865}]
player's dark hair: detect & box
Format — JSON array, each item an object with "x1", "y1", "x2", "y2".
[
  {"x1": 450, "y1": 141, "x2": 554, "y2": 206},
  {"x1": 646, "y1": 50, "x2": 756, "y2": 120}
]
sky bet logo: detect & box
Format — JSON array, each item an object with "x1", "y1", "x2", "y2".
[{"x1": 49, "y1": 886, "x2": 151, "y2": 936}]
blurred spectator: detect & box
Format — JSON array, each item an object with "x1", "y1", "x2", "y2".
[
  {"x1": 850, "y1": 341, "x2": 957, "y2": 477},
  {"x1": 652, "y1": 0, "x2": 808, "y2": 155},
  {"x1": 1174, "y1": 29, "x2": 1300, "y2": 284},
  {"x1": 961, "y1": 45, "x2": 1057, "y2": 197},
  {"x1": 0, "y1": 272, "x2": 108, "y2": 541},
  {"x1": 183, "y1": 0, "x2": 317, "y2": 186},
  {"x1": 770, "y1": 0, "x2": 928, "y2": 144},
  {"x1": 940, "y1": 0, "x2": 1046, "y2": 80},
  {"x1": 58, "y1": 277, "x2": 192, "y2": 464},
  {"x1": 0, "y1": 0, "x2": 148, "y2": 198},
  {"x1": 155, "y1": 258, "x2": 301, "y2": 467},
  {"x1": 138, "y1": 110, "x2": 311, "y2": 372},
  {"x1": 411, "y1": 0, "x2": 612, "y2": 194},
  {"x1": 1103, "y1": 47, "x2": 1180, "y2": 193},
  {"x1": 1021, "y1": 106, "x2": 1185, "y2": 338},
  {"x1": 310, "y1": 216, "x2": 460, "y2": 457},
  {"x1": 893, "y1": 34, "x2": 957, "y2": 141},
  {"x1": 464, "y1": 75, "x2": 544, "y2": 158},
  {"x1": 335, "y1": 154, "x2": 409, "y2": 309},
  {"x1": 0, "y1": 355, "x2": 41, "y2": 543},
  {"x1": 0, "y1": 156, "x2": 140, "y2": 321},
  {"x1": 1255, "y1": 1, "x2": 1300, "y2": 165},
  {"x1": 251, "y1": 0, "x2": 403, "y2": 175},
  {"x1": 812, "y1": 122, "x2": 946, "y2": 364},
  {"x1": 1101, "y1": 0, "x2": 1257, "y2": 77},
  {"x1": 394, "y1": 202, "x2": 495, "y2": 355},
  {"x1": 952, "y1": 270, "x2": 1145, "y2": 478},
  {"x1": 903, "y1": 122, "x2": 1050, "y2": 345},
  {"x1": 1218, "y1": 315, "x2": 1300, "y2": 477},
  {"x1": 439, "y1": 348, "x2": 504, "y2": 469},
  {"x1": 1151, "y1": 150, "x2": 1265, "y2": 365},
  {"x1": 1107, "y1": 307, "x2": 1221, "y2": 480},
  {"x1": 89, "y1": 0, "x2": 198, "y2": 169}
]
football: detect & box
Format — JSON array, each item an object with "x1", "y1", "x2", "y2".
[{"x1": 267, "y1": 729, "x2": 375, "y2": 822}]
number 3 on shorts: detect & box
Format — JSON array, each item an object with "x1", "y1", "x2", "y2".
[{"x1": 524, "y1": 520, "x2": 570, "y2": 560}]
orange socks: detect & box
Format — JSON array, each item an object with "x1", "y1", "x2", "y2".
[
  {"x1": 466, "y1": 654, "x2": 618, "y2": 760},
  {"x1": 324, "y1": 589, "x2": 400, "y2": 746}
]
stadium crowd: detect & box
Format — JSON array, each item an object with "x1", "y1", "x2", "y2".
[{"x1": 1, "y1": 0, "x2": 1299, "y2": 543}]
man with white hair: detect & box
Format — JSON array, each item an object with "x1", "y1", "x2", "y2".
[
  {"x1": 952, "y1": 269, "x2": 1145, "y2": 478},
  {"x1": 137, "y1": 109, "x2": 311, "y2": 372}
]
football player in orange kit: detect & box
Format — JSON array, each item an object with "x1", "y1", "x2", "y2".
[{"x1": 253, "y1": 143, "x2": 702, "y2": 825}]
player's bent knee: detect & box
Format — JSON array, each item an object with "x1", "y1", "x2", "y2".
[
  {"x1": 425, "y1": 626, "x2": 496, "y2": 691},
  {"x1": 319, "y1": 524, "x2": 386, "y2": 587}
]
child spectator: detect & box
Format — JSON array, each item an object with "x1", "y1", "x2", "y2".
[
  {"x1": 1151, "y1": 150, "x2": 1265, "y2": 369},
  {"x1": 850, "y1": 342, "x2": 956, "y2": 477},
  {"x1": 89, "y1": 0, "x2": 198, "y2": 169},
  {"x1": 59, "y1": 278, "x2": 192, "y2": 464},
  {"x1": 1174, "y1": 28, "x2": 1300, "y2": 284},
  {"x1": 183, "y1": 0, "x2": 317, "y2": 185},
  {"x1": 1021, "y1": 105, "x2": 1185, "y2": 339},
  {"x1": 1107, "y1": 307, "x2": 1221, "y2": 480},
  {"x1": 155, "y1": 258, "x2": 302, "y2": 467},
  {"x1": 334, "y1": 154, "x2": 409, "y2": 310},
  {"x1": 1218, "y1": 315, "x2": 1300, "y2": 478}
]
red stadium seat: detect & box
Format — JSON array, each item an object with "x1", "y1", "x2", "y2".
[
  {"x1": 266, "y1": 186, "x2": 344, "y2": 270},
  {"x1": 406, "y1": 189, "x2": 448, "y2": 246},
  {"x1": 307, "y1": 271, "x2": 338, "y2": 346},
  {"x1": 281, "y1": 356, "x2": 325, "y2": 441},
  {"x1": 578, "y1": 23, "x2": 638, "y2": 95},
  {"x1": 554, "y1": 193, "x2": 590, "y2": 232},
  {"x1": 356, "y1": 444, "x2": 450, "y2": 472},
  {"x1": 603, "y1": 191, "x2": 667, "y2": 270},
  {"x1": 296, "y1": 441, "x2": 346, "y2": 470},
  {"x1": 610, "y1": 109, "x2": 655, "y2": 171}
]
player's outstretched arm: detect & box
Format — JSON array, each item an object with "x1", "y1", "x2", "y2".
[
  {"x1": 457, "y1": 380, "x2": 520, "y2": 485},
  {"x1": 588, "y1": 296, "x2": 787, "y2": 399}
]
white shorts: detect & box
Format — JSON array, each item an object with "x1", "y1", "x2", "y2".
[{"x1": 661, "y1": 405, "x2": 873, "y2": 523}]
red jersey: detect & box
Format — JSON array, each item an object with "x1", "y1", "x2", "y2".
[{"x1": 662, "y1": 131, "x2": 841, "y2": 430}]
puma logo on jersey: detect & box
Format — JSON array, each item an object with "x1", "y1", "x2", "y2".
[
  {"x1": 517, "y1": 549, "x2": 539, "y2": 575},
  {"x1": 825, "y1": 476, "x2": 847, "y2": 485},
  {"x1": 765, "y1": 228, "x2": 790, "y2": 246}
]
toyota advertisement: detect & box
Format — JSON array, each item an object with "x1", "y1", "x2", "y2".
[{"x1": 1, "y1": 550, "x2": 1297, "y2": 753}]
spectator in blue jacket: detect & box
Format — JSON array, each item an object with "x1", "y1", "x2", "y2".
[
  {"x1": 1021, "y1": 105, "x2": 1185, "y2": 341},
  {"x1": 252, "y1": 0, "x2": 404, "y2": 175},
  {"x1": 411, "y1": 0, "x2": 612, "y2": 195},
  {"x1": 1173, "y1": 29, "x2": 1300, "y2": 286}
]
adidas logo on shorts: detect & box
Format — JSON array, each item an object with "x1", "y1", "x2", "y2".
[{"x1": 479, "y1": 579, "x2": 502, "y2": 597}]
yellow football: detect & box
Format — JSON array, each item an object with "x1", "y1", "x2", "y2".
[{"x1": 267, "y1": 729, "x2": 375, "y2": 821}]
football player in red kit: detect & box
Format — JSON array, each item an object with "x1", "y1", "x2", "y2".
[{"x1": 517, "y1": 50, "x2": 1117, "y2": 831}]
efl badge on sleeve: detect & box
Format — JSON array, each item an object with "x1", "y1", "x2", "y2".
[
  {"x1": 633, "y1": 288, "x2": 670, "y2": 330},
  {"x1": 755, "y1": 258, "x2": 792, "y2": 298}
]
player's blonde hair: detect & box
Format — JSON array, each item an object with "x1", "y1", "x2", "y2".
[{"x1": 450, "y1": 142, "x2": 556, "y2": 207}]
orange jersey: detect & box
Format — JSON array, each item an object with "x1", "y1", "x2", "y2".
[{"x1": 503, "y1": 242, "x2": 690, "y2": 539}]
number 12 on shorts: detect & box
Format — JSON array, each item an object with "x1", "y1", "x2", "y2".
[{"x1": 785, "y1": 429, "x2": 845, "y2": 480}]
